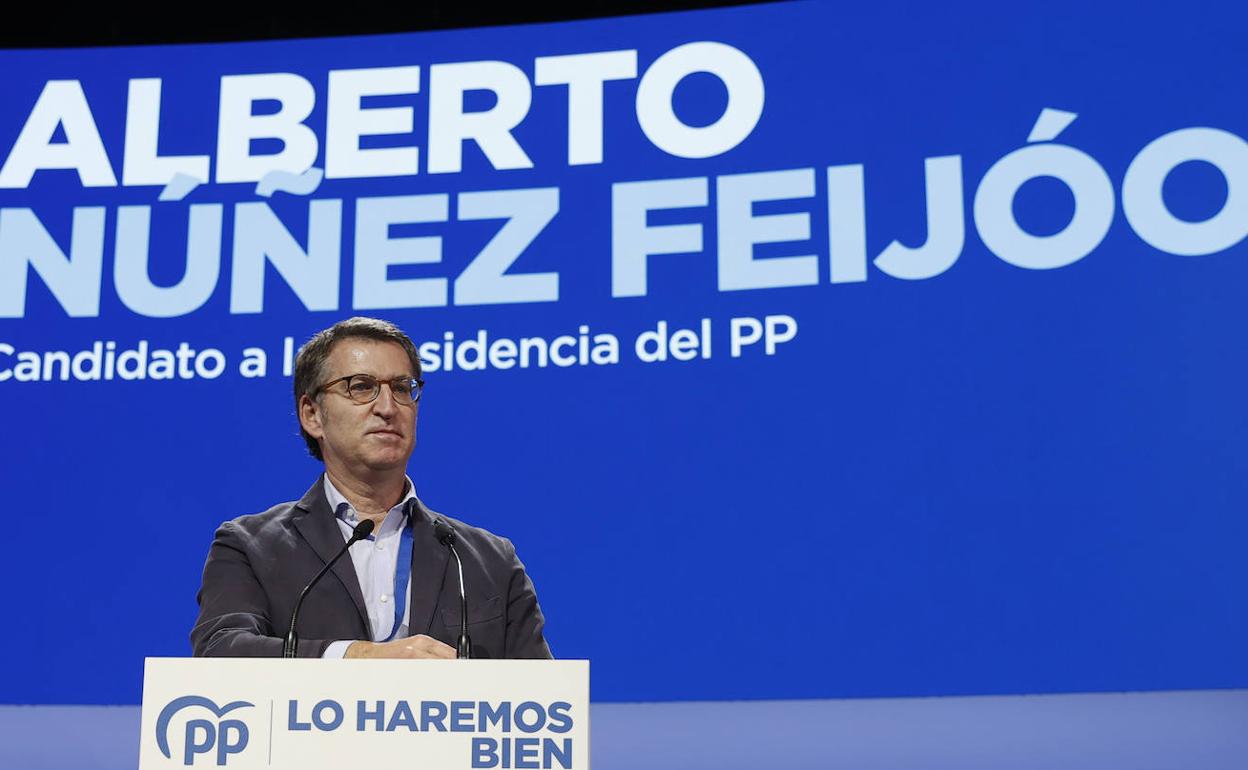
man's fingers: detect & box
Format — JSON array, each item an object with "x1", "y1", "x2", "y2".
[
  {"x1": 342, "y1": 635, "x2": 457, "y2": 659},
  {"x1": 394, "y1": 635, "x2": 455, "y2": 659},
  {"x1": 411, "y1": 635, "x2": 456, "y2": 658}
]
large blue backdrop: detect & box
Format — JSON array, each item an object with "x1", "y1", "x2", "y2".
[{"x1": 1, "y1": 1, "x2": 1245, "y2": 705}]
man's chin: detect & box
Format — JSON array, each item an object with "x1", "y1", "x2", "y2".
[
  {"x1": 324, "y1": 442, "x2": 414, "y2": 477},
  {"x1": 360, "y1": 447, "x2": 414, "y2": 472}
]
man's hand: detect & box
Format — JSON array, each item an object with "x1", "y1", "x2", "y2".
[{"x1": 344, "y1": 635, "x2": 456, "y2": 659}]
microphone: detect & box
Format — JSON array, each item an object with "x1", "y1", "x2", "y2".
[
  {"x1": 283, "y1": 518, "x2": 375, "y2": 658},
  {"x1": 434, "y1": 519, "x2": 472, "y2": 659}
]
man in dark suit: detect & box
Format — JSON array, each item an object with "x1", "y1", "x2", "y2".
[{"x1": 191, "y1": 317, "x2": 551, "y2": 660}]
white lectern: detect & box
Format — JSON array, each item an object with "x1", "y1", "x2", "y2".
[{"x1": 138, "y1": 658, "x2": 589, "y2": 769}]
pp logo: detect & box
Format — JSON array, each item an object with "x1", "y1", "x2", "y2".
[{"x1": 155, "y1": 695, "x2": 253, "y2": 766}]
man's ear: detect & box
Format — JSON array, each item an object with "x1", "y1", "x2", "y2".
[{"x1": 298, "y1": 394, "x2": 325, "y2": 440}]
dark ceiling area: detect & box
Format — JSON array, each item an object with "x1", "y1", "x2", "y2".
[{"x1": 2, "y1": 2, "x2": 774, "y2": 48}]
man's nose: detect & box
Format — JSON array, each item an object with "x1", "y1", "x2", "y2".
[{"x1": 372, "y1": 384, "x2": 400, "y2": 415}]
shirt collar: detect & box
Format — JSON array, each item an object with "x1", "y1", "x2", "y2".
[{"x1": 323, "y1": 474, "x2": 417, "y2": 528}]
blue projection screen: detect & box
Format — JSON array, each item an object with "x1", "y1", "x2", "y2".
[{"x1": 0, "y1": 1, "x2": 1245, "y2": 706}]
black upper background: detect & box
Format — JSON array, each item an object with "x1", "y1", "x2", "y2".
[{"x1": 3, "y1": 3, "x2": 770, "y2": 48}]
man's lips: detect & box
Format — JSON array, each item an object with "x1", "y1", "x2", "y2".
[{"x1": 367, "y1": 428, "x2": 404, "y2": 437}]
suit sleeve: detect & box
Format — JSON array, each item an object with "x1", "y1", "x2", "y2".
[
  {"x1": 190, "y1": 521, "x2": 332, "y2": 658},
  {"x1": 502, "y1": 537, "x2": 554, "y2": 659}
]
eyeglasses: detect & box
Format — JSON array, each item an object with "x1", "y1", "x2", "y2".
[{"x1": 316, "y1": 374, "x2": 424, "y2": 405}]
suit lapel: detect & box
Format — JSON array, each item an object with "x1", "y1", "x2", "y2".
[
  {"x1": 407, "y1": 497, "x2": 450, "y2": 636},
  {"x1": 292, "y1": 476, "x2": 373, "y2": 639}
]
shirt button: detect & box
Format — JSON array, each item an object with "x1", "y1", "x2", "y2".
[
  {"x1": 375, "y1": 542, "x2": 385, "y2": 551},
  {"x1": 379, "y1": 594, "x2": 390, "y2": 603}
]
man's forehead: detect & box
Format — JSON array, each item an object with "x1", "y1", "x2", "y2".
[{"x1": 326, "y1": 338, "x2": 414, "y2": 374}]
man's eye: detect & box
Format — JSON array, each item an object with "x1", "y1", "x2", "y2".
[
  {"x1": 349, "y1": 380, "x2": 375, "y2": 393},
  {"x1": 391, "y1": 381, "x2": 413, "y2": 396}
]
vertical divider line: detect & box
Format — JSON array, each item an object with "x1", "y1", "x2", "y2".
[{"x1": 268, "y1": 699, "x2": 274, "y2": 764}]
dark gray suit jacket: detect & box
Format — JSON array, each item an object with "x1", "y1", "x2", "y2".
[{"x1": 190, "y1": 476, "x2": 552, "y2": 659}]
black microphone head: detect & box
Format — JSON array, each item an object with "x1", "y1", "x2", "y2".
[
  {"x1": 433, "y1": 519, "x2": 457, "y2": 546},
  {"x1": 352, "y1": 519, "x2": 376, "y2": 540}
]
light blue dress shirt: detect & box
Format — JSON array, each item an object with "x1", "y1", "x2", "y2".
[{"x1": 320, "y1": 475, "x2": 417, "y2": 659}]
